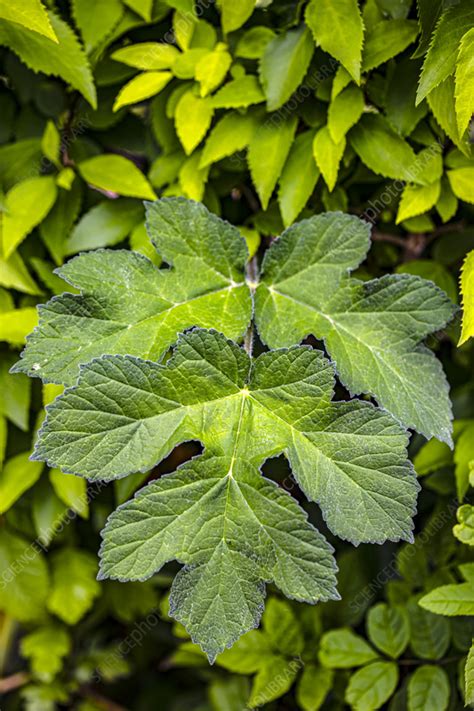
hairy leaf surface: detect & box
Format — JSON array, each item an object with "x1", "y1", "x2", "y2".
[
  {"x1": 254, "y1": 213, "x2": 456, "y2": 443},
  {"x1": 13, "y1": 199, "x2": 252, "y2": 385}
]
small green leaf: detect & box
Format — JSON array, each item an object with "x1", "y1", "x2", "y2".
[
  {"x1": 113, "y1": 70, "x2": 172, "y2": 111},
  {"x1": 305, "y1": 0, "x2": 364, "y2": 83},
  {"x1": 367, "y1": 603, "x2": 410, "y2": 659},
  {"x1": 345, "y1": 661, "x2": 398, "y2": 711},
  {"x1": 249, "y1": 655, "x2": 300, "y2": 706},
  {"x1": 453, "y1": 505, "x2": 474, "y2": 546},
  {"x1": 200, "y1": 110, "x2": 258, "y2": 167},
  {"x1": 328, "y1": 85, "x2": 364, "y2": 144},
  {"x1": 0, "y1": 0, "x2": 58, "y2": 42},
  {"x1": 248, "y1": 115, "x2": 297, "y2": 209},
  {"x1": 396, "y1": 180, "x2": 441, "y2": 224},
  {"x1": 41, "y1": 120, "x2": 61, "y2": 167},
  {"x1": 211, "y1": 75, "x2": 265, "y2": 108},
  {"x1": 122, "y1": 0, "x2": 152, "y2": 21},
  {"x1": 428, "y1": 76, "x2": 469, "y2": 153},
  {"x1": 349, "y1": 114, "x2": 420, "y2": 182},
  {"x1": 78, "y1": 155, "x2": 157, "y2": 200},
  {"x1": 112, "y1": 42, "x2": 180, "y2": 70},
  {"x1": 419, "y1": 583, "x2": 474, "y2": 616},
  {"x1": 259, "y1": 26, "x2": 314, "y2": 111},
  {"x1": 0, "y1": 528, "x2": 49, "y2": 622},
  {"x1": 236, "y1": 26, "x2": 275, "y2": 59},
  {"x1": 466, "y1": 644, "x2": 474, "y2": 706},
  {"x1": 0, "y1": 355, "x2": 31, "y2": 431},
  {"x1": 0, "y1": 452, "x2": 43, "y2": 514},
  {"x1": 72, "y1": 0, "x2": 123, "y2": 52},
  {"x1": 417, "y1": 0, "x2": 474, "y2": 104},
  {"x1": 436, "y1": 177, "x2": 458, "y2": 223},
  {"x1": 362, "y1": 19, "x2": 418, "y2": 71},
  {"x1": 65, "y1": 198, "x2": 142, "y2": 255},
  {"x1": 319, "y1": 629, "x2": 379, "y2": 668},
  {"x1": 49, "y1": 469, "x2": 88, "y2": 519},
  {"x1": 1, "y1": 176, "x2": 57, "y2": 259},
  {"x1": 0, "y1": 307, "x2": 38, "y2": 346},
  {"x1": 195, "y1": 44, "x2": 232, "y2": 97},
  {"x1": 217, "y1": 0, "x2": 255, "y2": 34},
  {"x1": 20, "y1": 626, "x2": 71, "y2": 683},
  {"x1": 455, "y1": 28, "x2": 474, "y2": 136},
  {"x1": 385, "y1": 57, "x2": 428, "y2": 136},
  {"x1": 407, "y1": 665, "x2": 450, "y2": 711},
  {"x1": 0, "y1": 251, "x2": 41, "y2": 296},
  {"x1": 448, "y1": 167, "x2": 474, "y2": 204},
  {"x1": 47, "y1": 549, "x2": 101, "y2": 624},
  {"x1": 296, "y1": 664, "x2": 333, "y2": 711},
  {"x1": 313, "y1": 126, "x2": 345, "y2": 192},
  {"x1": 407, "y1": 600, "x2": 450, "y2": 660},
  {"x1": 278, "y1": 130, "x2": 319, "y2": 226},
  {"x1": 175, "y1": 90, "x2": 214, "y2": 154},
  {"x1": 459, "y1": 251, "x2": 474, "y2": 345},
  {"x1": 0, "y1": 11, "x2": 96, "y2": 107},
  {"x1": 262, "y1": 598, "x2": 304, "y2": 656}
]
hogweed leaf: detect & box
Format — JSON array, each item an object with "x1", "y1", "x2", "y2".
[
  {"x1": 12, "y1": 198, "x2": 252, "y2": 385},
  {"x1": 34, "y1": 328, "x2": 418, "y2": 543},
  {"x1": 34, "y1": 328, "x2": 420, "y2": 656},
  {"x1": 254, "y1": 212, "x2": 456, "y2": 443}
]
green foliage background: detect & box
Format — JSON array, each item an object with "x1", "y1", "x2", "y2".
[{"x1": 0, "y1": 0, "x2": 473, "y2": 709}]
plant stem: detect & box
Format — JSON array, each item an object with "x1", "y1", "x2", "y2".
[{"x1": 244, "y1": 255, "x2": 258, "y2": 356}]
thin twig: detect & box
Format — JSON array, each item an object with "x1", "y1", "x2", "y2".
[{"x1": 0, "y1": 671, "x2": 29, "y2": 694}]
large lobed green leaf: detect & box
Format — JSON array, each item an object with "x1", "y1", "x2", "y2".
[
  {"x1": 13, "y1": 199, "x2": 252, "y2": 386},
  {"x1": 34, "y1": 328, "x2": 419, "y2": 657},
  {"x1": 14, "y1": 200, "x2": 456, "y2": 443}
]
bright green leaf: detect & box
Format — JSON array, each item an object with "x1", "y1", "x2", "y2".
[
  {"x1": 248, "y1": 115, "x2": 297, "y2": 209},
  {"x1": 113, "y1": 70, "x2": 172, "y2": 111},
  {"x1": 345, "y1": 661, "x2": 398, "y2": 711},
  {"x1": 296, "y1": 664, "x2": 333, "y2": 711},
  {"x1": 259, "y1": 26, "x2": 314, "y2": 112},
  {"x1": 328, "y1": 85, "x2": 364, "y2": 144},
  {"x1": 2, "y1": 176, "x2": 57, "y2": 259},
  {"x1": 313, "y1": 126, "x2": 345, "y2": 192},
  {"x1": 305, "y1": 0, "x2": 364, "y2": 83},
  {"x1": 211, "y1": 75, "x2": 265, "y2": 108},
  {"x1": 459, "y1": 250, "x2": 474, "y2": 345},
  {"x1": 319, "y1": 629, "x2": 379, "y2": 668},
  {"x1": 362, "y1": 19, "x2": 418, "y2": 72},
  {"x1": 21, "y1": 626, "x2": 71, "y2": 683},
  {"x1": 112, "y1": 42, "x2": 180, "y2": 70},
  {"x1": 0, "y1": 0, "x2": 58, "y2": 42},
  {"x1": 278, "y1": 130, "x2": 319, "y2": 227},
  {"x1": 78, "y1": 154, "x2": 157, "y2": 200},
  {"x1": 0, "y1": 452, "x2": 43, "y2": 514},
  {"x1": 200, "y1": 110, "x2": 258, "y2": 167},
  {"x1": 175, "y1": 90, "x2": 214, "y2": 154},
  {"x1": 217, "y1": 0, "x2": 255, "y2": 34},
  {"x1": 50, "y1": 469, "x2": 88, "y2": 519},
  {"x1": 0, "y1": 11, "x2": 97, "y2": 108},
  {"x1": 396, "y1": 180, "x2": 441, "y2": 224},
  {"x1": 417, "y1": 0, "x2": 474, "y2": 104},
  {"x1": 448, "y1": 167, "x2": 474, "y2": 204},
  {"x1": 367, "y1": 603, "x2": 410, "y2": 659},
  {"x1": 455, "y1": 28, "x2": 474, "y2": 136},
  {"x1": 195, "y1": 44, "x2": 232, "y2": 97},
  {"x1": 0, "y1": 528, "x2": 49, "y2": 622},
  {"x1": 419, "y1": 583, "x2": 474, "y2": 616},
  {"x1": 453, "y1": 505, "x2": 474, "y2": 546},
  {"x1": 47, "y1": 549, "x2": 100, "y2": 624}
]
